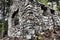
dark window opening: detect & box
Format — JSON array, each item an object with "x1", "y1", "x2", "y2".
[
  {"x1": 29, "y1": 0, "x2": 33, "y2": 2},
  {"x1": 41, "y1": 5, "x2": 47, "y2": 11},
  {"x1": 50, "y1": 9, "x2": 55, "y2": 15},
  {"x1": 53, "y1": 31, "x2": 57, "y2": 34},
  {"x1": 13, "y1": 13, "x2": 19, "y2": 26},
  {"x1": 12, "y1": 8, "x2": 19, "y2": 18},
  {"x1": 14, "y1": 18, "x2": 19, "y2": 25},
  {"x1": 28, "y1": 12, "x2": 33, "y2": 16},
  {"x1": 11, "y1": 8, "x2": 19, "y2": 26},
  {"x1": 29, "y1": 12, "x2": 33, "y2": 14}
]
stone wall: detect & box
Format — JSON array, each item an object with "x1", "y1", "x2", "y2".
[{"x1": 8, "y1": 0, "x2": 60, "y2": 40}]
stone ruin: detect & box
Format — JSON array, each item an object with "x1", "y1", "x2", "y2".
[{"x1": 8, "y1": 0, "x2": 60, "y2": 40}]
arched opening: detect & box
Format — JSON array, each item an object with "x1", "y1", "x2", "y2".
[
  {"x1": 13, "y1": 14, "x2": 19, "y2": 26},
  {"x1": 11, "y1": 9, "x2": 19, "y2": 26}
]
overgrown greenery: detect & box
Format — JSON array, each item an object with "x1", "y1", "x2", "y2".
[
  {"x1": 0, "y1": 0, "x2": 10, "y2": 37},
  {"x1": 38, "y1": 0, "x2": 48, "y2": 5},
  {"x1": 38, "y1": 0, "x2": 60, "y2": 12}
]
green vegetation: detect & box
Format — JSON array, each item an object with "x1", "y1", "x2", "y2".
[
  {"x1": 38, "y1": 0, "x2": 48, "y2": 5},
  {"x1": 38, "y1": 0, "x2": 60, "y2": 12},
  {"x1": 0, "y1": 19, "x2": 8, "y2": 38}
]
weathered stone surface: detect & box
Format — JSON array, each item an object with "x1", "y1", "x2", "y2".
[{"x1": 8, "y1": 0, "x2": 60, "y2": 40}]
